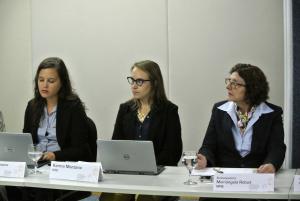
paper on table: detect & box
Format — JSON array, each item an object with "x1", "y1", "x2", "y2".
[
  {"x1": 221, "y1": 168, "x2": 256, "y2": 174},
  {"x1": 191, "y1": 167, "x2": 256, "y2": 176},
  {"x1": 191, "y1": 168, "x2": 215, "y2": 176}
]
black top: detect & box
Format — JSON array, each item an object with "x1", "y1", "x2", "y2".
[
  {"x1": 199, "y1": 100, "x2": 286, "y2": 171},
  {"x1": 135, "y1": 113, "x2": 151, "y2": 140},
  {"x1": 23, "y1": 98, "x2": 93, "y2": 162},
  {"x1": 112, "y1": 100, "x2": 182, "y2": 166}
]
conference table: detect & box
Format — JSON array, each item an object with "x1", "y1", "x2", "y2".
[
  {"x1": 0, "y1": 166, "x2": 298, "y2": 200},
  {"x1": 288, "y1": 169, "x2": 300, "y2": 200}
]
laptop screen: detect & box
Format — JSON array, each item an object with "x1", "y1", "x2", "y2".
[
  {"x1": 97, "y1": 140, "x2": 164, "y2": 175},
  {"x1": 0, "y1": 132, "x2": 33, "y2": 165}
]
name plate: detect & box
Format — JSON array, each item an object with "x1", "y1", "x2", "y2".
[
  {"x1": 0, "y1": 161, "x2": 26, "y2": 178},
  {"x1": 49, "y1": 161, "x2": 103, "y2": 183},
  {"x1": 294, "y1": 175, "x2": 300, "y2": 191},
  {"x1": 213, "y1": 173, "x2": 274, "y2": 192}
]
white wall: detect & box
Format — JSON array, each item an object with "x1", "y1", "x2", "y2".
[
  {"x1": 1, "y1": 0, "x2": 284, "y2": 154},
  {"x1": 0, "y1": 0, "x2": 32, "y2": 132},
  {"x1": 31, "y1": 0, "x2": 169, "y2": 139}
]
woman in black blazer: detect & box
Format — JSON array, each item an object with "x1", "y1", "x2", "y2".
[
  {"x1": 7, "y1": 57, "x2": 92, "y2": 201},
  {"x1": 100, "y1": 60, "x2": 182, "y2": 201},
  {"x1": 23, "y1": 98, "x2": 92, "y2": 162},
  {"x1": 23, "y1": 57, "x2": 92, "y2": 162},
  {"x1": 197, "y1": 64, "x2": 286, "y2": 200},
  {"x1": 112, "y1": 99, "x2": 182, "y2": 166}
]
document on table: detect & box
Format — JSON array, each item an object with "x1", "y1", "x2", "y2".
[{"x1": 191, "y1": 167, "x2": 256, "y2": 176}]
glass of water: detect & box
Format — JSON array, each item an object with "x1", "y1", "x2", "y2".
[
  {"x1": 28, "y1": 144, "x2": 43, "y2": 174},
  {"x1": 182, "y1": 151, "x2": 197, "y2": 185}
]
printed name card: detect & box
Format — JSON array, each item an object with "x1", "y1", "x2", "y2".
[
  {"x1": 0, "y1": 161, "x2": 26, "y2": 178},
  {"x1": 213, "y1": 173, "x2": 274, "y2": 192},
  {"x1": 294, "y1": 175, "x2": 300, "y2": 191},
  {"x1": 49, "y1": 161, "x2": 103, "y2": 183}
]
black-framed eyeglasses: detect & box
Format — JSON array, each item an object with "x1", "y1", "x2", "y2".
[
  {"x1": 225, "y1": 78, "x2": 246, "y2": 89},
  {"x1": 127, "y1": 77, "x2": 151, "y2": 87}
]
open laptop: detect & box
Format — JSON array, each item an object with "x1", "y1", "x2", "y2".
[
  {"x1": 0, "y1": 132, "x2": 49, "y2": 168},
  {"x1": 97, "y1": 140, "x2": 165, "y2": 175}
]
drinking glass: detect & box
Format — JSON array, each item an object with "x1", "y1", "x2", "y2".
[
  {"x1": 182, "y1": 151, "x2": 197, "y2": 185},
  {"x1": 28, "y1": 144, "x2": 43, "y2": 174}
]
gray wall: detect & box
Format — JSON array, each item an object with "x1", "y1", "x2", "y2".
[{"x1": 1, "y1": 0, "x2": 284, "y2": 153}]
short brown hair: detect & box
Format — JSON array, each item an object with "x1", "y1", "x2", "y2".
[{"x1": 230, "y1": 63, "x2": 269, "y2": 106}]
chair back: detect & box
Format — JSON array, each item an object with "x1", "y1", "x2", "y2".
[{"x1": 87, "y1": 117, "x2": 97, "y2": 162}]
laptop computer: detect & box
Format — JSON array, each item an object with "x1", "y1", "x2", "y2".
[
  {"x1": 0, "y1": 132, "x2": 49, "y2": 168},
  {"x1": 97, "y1": 140, "x2": 165, "y2": 175}
]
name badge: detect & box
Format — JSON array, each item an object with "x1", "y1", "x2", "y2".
[
  {"x1": 294, "y1": 175, "x2": 300, "y2": 191},
  {"x1": 213, "y1": 173, "x2": 274, "y2": 192},
  {"x1": 0, "y1": 161, "x2": 26, "y2": 178},
  {"x1": 49, "y1": 161, "x2": 103, "y2": 183}
]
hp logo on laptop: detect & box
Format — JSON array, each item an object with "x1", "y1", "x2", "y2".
[{"x1": 123, "y1": 154, "x2": 130, "y2": 160}]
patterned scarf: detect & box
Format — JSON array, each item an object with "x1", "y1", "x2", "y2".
[{"x1": 235, "y1": 104, "x2": 255, "y2": 134}]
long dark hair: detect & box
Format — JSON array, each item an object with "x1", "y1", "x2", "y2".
[
  {"x1": 131, "y1": 60, "x2": 168, "y2": 109},
  {"x1": 230, "y1": 63, "x2": 269, "y2": 106},
  {"x1": 31, "y1": 57, "x2": 83, "y2": 126}
]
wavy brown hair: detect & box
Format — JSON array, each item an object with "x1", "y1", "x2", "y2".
[{"x1": 230, "y1": 63, "x2": 269, "y2": 106}]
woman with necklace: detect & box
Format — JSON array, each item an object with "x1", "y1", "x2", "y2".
[
  {"x1": 196, "y1": 63, "x2": 286, "y2": 175},
  {"x1": 100, "y1": 60, "x2": 182, "y2": 201}
]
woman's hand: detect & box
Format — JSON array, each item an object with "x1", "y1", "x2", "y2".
[
  {"x1": 42, "y1": 152, "x2": 56, "y2": 161},
  {"x1": 195, "y1": 153, "x2": 207, "y2": 169},
  {"x1": 257, "y1": 163, "x2": 275, "y2": 173}
]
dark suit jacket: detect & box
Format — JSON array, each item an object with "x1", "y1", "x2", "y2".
[
  {"x1": 199, "y1": 101, "x2": 286, "y2": 171},
  {"x1": 23, "y1": 98, "x2": 93, "y2": 162},
  {"x1": 112, "y1": 100, "x2": 182, "y2": 166}
]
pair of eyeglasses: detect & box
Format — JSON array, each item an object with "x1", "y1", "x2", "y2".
[
  {"x1": 127, "y1": 77, "x2": 151, "y2": 87},
  {"x1": 225, "y1": 78, "x2": 246, "y2": 89}
]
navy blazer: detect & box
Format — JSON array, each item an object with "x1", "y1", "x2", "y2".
[
  {"x1": 112, "y1": 100, "x2": 182, "y2": 166},
  {"x1": 23, "y1": 98, "x2": 93, "y2": 162},
  {"x1": 199, "y1": 101, "x2": 286, "y2": 171}
]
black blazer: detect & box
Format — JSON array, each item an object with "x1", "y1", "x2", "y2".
[
  {"x1": 199, "y1": 101, "x2": 286, "y2": 171},
  {"x1": 112, "y1": 100, "x2": 182, "y2": 166},
  {"x1": 23, "y1": 99, "x2": 93, "y2": 162}
]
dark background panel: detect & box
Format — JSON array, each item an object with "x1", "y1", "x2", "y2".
[{"x1": 292, "y1": 0, "x2": 300, "y2": 168}]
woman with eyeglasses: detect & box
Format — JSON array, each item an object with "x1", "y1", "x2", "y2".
[
  {"x1": 99, "y1": 60, "x2": 182, "y2": 201},
  {"x1": 196, "y1": 64, "x2": 286, "y2": 201}
]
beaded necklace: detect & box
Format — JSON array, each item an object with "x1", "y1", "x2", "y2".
[
  {"x1": 137, "y1": 110, "x2": 148, "y2": 122},
  {"x1": 235, "y1": 104, "x2": 256, "y2": 134},
  {"x1": 137, "y1": 105, "x2": 150, "y2": 123}
]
